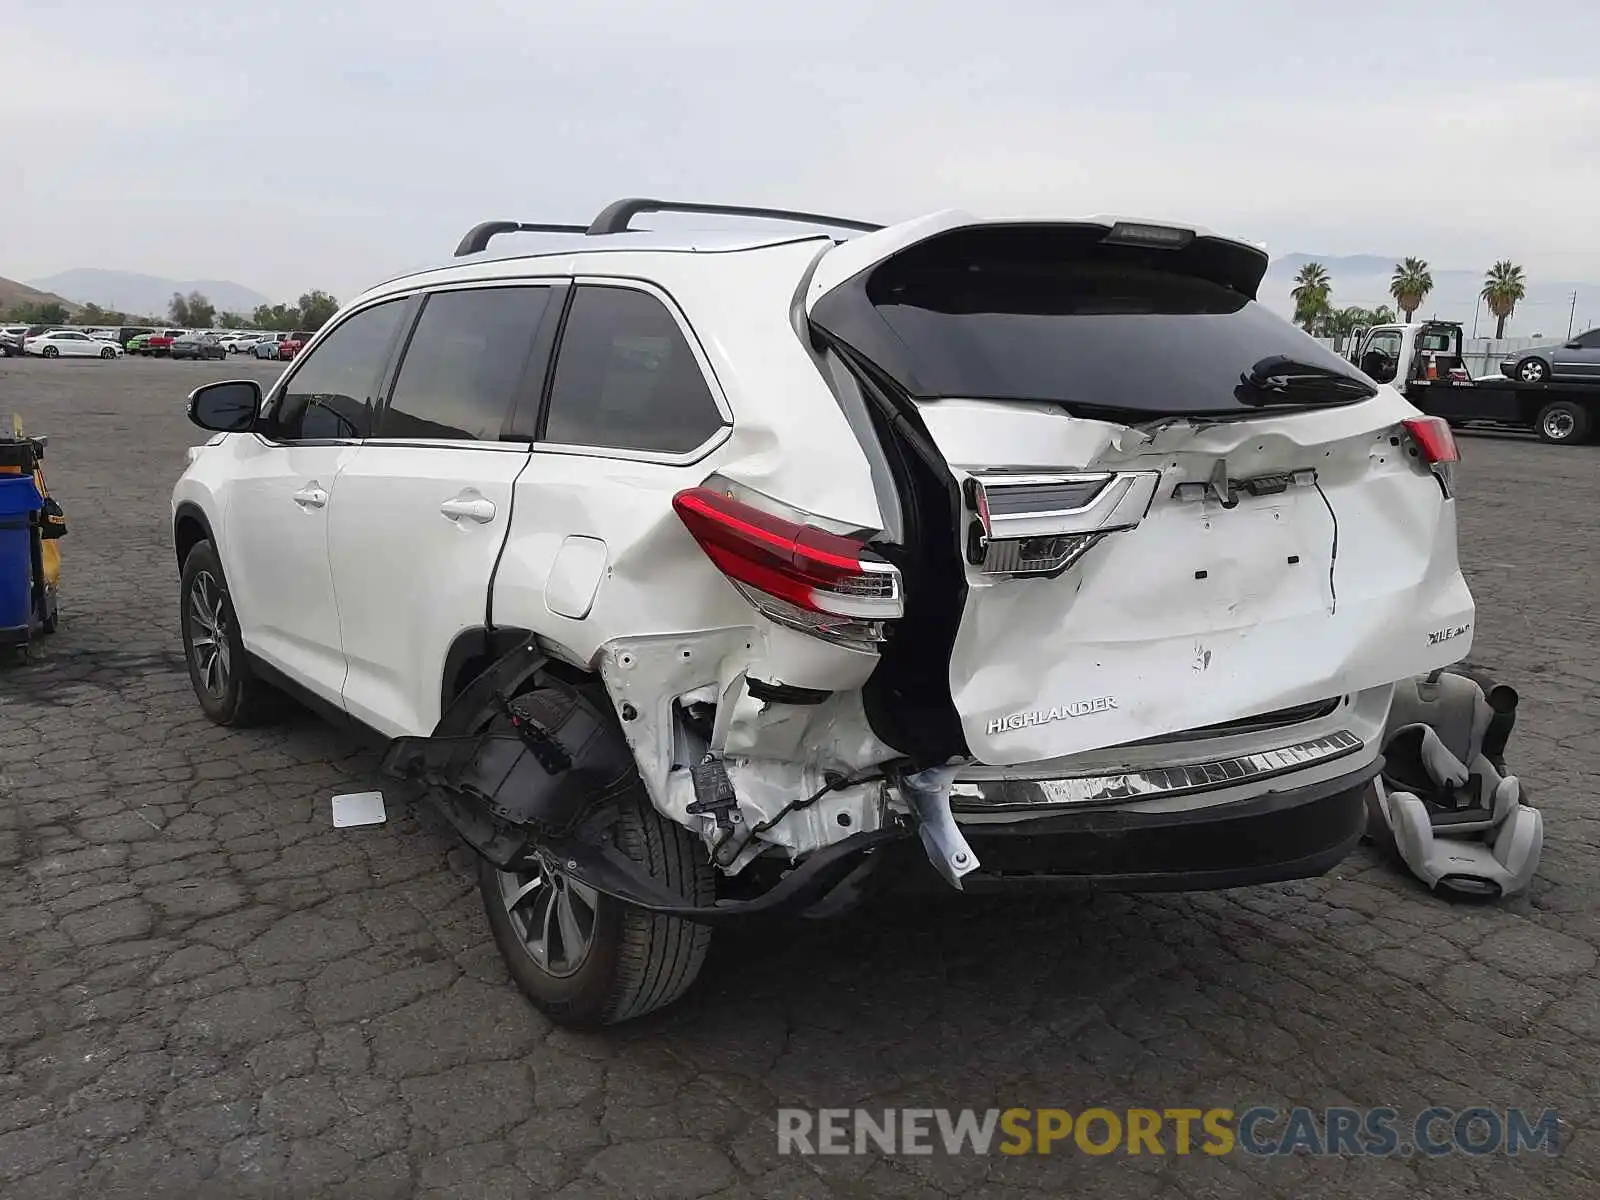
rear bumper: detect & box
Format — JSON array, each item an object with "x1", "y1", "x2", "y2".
[{"x1": 902, "y1": 757, "x2": 1379, "y2": 893}]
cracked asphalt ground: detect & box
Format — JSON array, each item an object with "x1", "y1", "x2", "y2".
[{"x1": 1, "y1": 355, "x2": 1598, "y2": 1200}]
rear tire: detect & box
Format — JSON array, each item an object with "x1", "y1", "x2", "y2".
[
  {"x1": 1535, "y1": 400, "x2": 1588, "y2": 445},
  {"x1": 1515, "y1": 356, "x2": 1551, "y2": 383},
  {"x1": 178, "y1": 539, "x2": 283, "y2": 726},
  {"x1": 480, "y1": 770, "x2": 714, "y2": 1029}
]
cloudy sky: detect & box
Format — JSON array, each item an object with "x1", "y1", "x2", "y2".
[{"x1": 4, "y1": 0, "x2": 1597, "y2": 305}]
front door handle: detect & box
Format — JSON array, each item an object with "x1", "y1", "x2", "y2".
[
  {"x1": 440, "y1": 494, "x2": 497, "y2": 524},
  {"x1": 292, "y1": 484, "x2": 328, "y2": 509}
]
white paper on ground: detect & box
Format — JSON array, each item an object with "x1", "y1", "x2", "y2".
[{"x1": 331, "y1": 791, "x2": 387, "y2": 828}]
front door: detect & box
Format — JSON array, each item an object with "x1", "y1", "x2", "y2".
[
  {"x1": 222, "y1": 296, "x2": 412, "y2": 705},
  {"x1": 329, "y1": 282, "x2": 559, "y2": 737},
  {"x1": 1553, "y1": 328, "x2": 1600, "y2": 381}
]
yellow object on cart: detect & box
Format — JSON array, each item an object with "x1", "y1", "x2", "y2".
[{"x1": 3, "y1": 414, "x2": 62, "y2": 589}]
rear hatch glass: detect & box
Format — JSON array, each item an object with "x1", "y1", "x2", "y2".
[{"x1": 817, "y1": 225, "x2": 1374, "y2": 423}]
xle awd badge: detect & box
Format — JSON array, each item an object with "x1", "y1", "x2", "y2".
[
  {"x1": 988, "y1": 696, "x2": 1118, "y2": 736},
  {"x1": 1428, "y1": 623, "x2": 1471, "y2": 647}
]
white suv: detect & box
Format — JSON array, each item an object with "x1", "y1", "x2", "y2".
[{"x1": 172, "y1": 198, "x2": 1475, "y2": 1027}]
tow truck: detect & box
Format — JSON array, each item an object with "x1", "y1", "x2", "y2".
[{"x1": 1352, "y1": 321, "x2": 1600, "y2": 444}]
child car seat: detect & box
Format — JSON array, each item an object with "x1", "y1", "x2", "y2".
[{"x1": 1366, "y1": 669, "x2": 1541, "y2": 898}]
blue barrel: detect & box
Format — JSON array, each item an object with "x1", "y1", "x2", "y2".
[{"x1": 0, "y1": 474, "x2": 42, "y2": 636}]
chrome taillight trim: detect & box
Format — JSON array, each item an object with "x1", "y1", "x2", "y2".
[
  {"x1": 964, "y1": 470, "x2": 1161, "y2": 574},
  {"x1": 948, "y1": 729, "x2": 1365, "y2": 811},
  {"x1": 967, "y1": 470, "x2": 1161, "y2": 541}
]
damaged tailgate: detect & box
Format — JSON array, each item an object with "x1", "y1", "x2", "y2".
[{"x1": 808, "y1": 215, "x2": 1475, "y2": 765}]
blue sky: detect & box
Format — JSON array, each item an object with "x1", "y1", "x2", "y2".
[{"x1": 4, "y1": 0, "x2": 1597, "y2": 305}]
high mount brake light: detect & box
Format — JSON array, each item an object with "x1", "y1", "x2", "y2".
[{"x1": 672, "y1": 487, "x2": 902, "y2": 638}]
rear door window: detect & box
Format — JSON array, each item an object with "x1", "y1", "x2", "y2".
[
  {"x1": 541, "y1": 285, "x2": 726, "y2": 455},
  {"x1": 375, "y1": 285, "x2": 553, "y2": 441}
]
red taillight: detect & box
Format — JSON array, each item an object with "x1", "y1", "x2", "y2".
[
  {"x1": 1402, "y1": 416, "x2": 1459, "y2": 466},
  {"x1": 672, "y1": 487, "x2": 902, "y2": 636}
]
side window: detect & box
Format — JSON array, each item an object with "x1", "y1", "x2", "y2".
[
  {"x1": 272, "y1": 299, "x2": 407, "y2": 441},
  {"x1": 1575, "y1": 329, "x2": 1600, "y2": 349},
  {"x1": 543, "y1": 285, "x2": 725, "y2": 454},
  {"x1": 375, "y1": 286, "x2": 551, "y2": 441},
  {"x1": 1360, "y1": 331, "x2": 1403, "y2": 383}
]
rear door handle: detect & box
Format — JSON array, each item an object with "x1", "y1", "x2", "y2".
[
  {"x1": 292, "y1": 484, "x2": 328, "y2": 509},
  {"x1": 440, "y1": 495, "x2": 497, "y2": 524}
]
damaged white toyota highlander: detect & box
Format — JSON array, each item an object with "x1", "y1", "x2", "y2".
[{"x1": 171, "y1": 198, "x2": 1474, "y2": 1027}]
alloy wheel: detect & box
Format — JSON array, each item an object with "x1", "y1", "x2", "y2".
[
  {"x1": 188, "y1": 570, "x2": 232, "y2": 697},
  {"x1": 496, "y1": 862, "x2": 600, "y2": 978}
]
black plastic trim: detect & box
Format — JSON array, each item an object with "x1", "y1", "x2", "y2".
[
  {"x1": 247, "y1": 655, "x2": 390, "y2": 750},
  {"x1": 932, "y1": 757, "x2": 1381, "y2": 893},
  {"x1": 746, "y1": 678, "x2": 832, "y2": 706},
  {"x1": 440, "y1": 626, "x2": 534, "y2": 714},
  {"x1": 511, "y1": 281, "x2": 574, "y2": 443},
  {"x1": 171, "y1": 501, "x2": 217, "y2": 570},
  {"x1": 455, "y1": 221, "x2": 589, "y2": 257},
  {"x1": 587, "y1": 197, "x2": 880, "y2": 237}
]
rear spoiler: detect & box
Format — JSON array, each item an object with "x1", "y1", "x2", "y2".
[{"x1": 805, "y1": 212, "x2": 1269, "y2": 310}]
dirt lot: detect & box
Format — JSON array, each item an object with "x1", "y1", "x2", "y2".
[{"x1": 2, "y1": 354, "x2": 1598, "y2": 1198}]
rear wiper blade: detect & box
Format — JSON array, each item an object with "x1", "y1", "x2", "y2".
[{"x1": 1236, "y1": 355, "x2": 1378, "y2": 406}]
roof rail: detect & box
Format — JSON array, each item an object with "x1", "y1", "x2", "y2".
[
  {"x1": 454, "y1": 220, "x2": 589, "y2": 257},
  {"x1": 586, "y1": 198, "x2": 882, "y2": 237}
]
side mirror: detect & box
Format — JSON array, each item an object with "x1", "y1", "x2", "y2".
[
  {"x1": 1564, "y1": 341, "x2": 1582, "y2": 350},
  {"x1": 187, "y1": 380, "x2": 262, "y2": 433}
]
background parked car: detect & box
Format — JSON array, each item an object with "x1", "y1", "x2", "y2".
[
  {"x1": 276, "y1": 330, "x2": 313, "y2": 361},
  {"x1": 1501, "y1": 328, "x2": 1600, "y2": 383},
  {"x1": 143, "y1": 329, "x2": 187, "y2": 357},
  {"x1": 251, "y1": 333, "x2": 288, "y2": 359},
  {"x1": 24, "y1": 330, "x2": 122, "y2": 359},
  {"x1": 170, "y1": 332, "x2": 228, "y2": 361},
  {"x1": 0, "y1": 326, "x2": 26, "y2": 356}
]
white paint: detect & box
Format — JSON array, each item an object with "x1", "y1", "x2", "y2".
[
  {"x1": 545, "y1": 535, "x2": 608, "y2": 620},
  {"x1": 174, "y1": 209, "x2": 1474, "y2": 882}
]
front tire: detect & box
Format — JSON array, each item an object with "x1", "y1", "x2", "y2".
[
  {"x1": 41, "y1": 345, "x2": 58, "y2": 359},
  {"x1": 100, "y1": 346, "x2": 115, "y2": 359},
  {"x1": 1516, "y1": 356, "x2": 1551, "y2": 383},
  {"x1": 179, "y1": 539, "x2": 282, "y2": 726},
  {"x1": 480, "y1": 775, "x2": 714, "y2": 1029},
  {"x1": 1536, "y1": 400, "x2": 1589, "y2": 445}
]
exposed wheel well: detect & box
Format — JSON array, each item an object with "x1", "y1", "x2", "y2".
[
  {"x1": 440, "y1": 627, "x2": 596, "y2": 714},
  {"x1": 173, "y1": 508, "x2": 211, "y2": 570}
]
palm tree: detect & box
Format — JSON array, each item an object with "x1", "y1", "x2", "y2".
[
  {"x1": 1480, "y1": 260, "x2": 1527, "y2": 339},
  {"x1": 1389, "y1": 258, "x2": 1433, "y2": 323},
  {"x1": 1291, "y1": 262, "x2": 1332, "y2": 332}
]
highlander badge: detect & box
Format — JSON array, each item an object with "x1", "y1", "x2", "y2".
[{"x1": 987, "y1": 697, "x2": 1118, "y2": 735}]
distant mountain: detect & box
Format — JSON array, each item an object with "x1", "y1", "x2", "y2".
[
  {"x1": 0, "y1": 275, "x2": 77, "y2": 314},
  {"x1": 1262, "y1": 253, "x2": 1600, "y2": 339},
  {"x1": 27, "y1": 269, "x2": 270, "y2": 318}
]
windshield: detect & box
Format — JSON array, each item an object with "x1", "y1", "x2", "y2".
[{"x1": 830, "y1": 250, "x2": 1372, "y2": 421}]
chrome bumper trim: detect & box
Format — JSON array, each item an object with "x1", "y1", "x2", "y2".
[{"x1": 949, "y1": 729, "x2": 1366, "y2": 812}]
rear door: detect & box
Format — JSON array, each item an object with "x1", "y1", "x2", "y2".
[
  {"x1": 809, "y1": 218, "x2": 1475, "y2": 765},
  {"x1": 328, "y1": 280, "x2": 561, "y2": 738}
]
